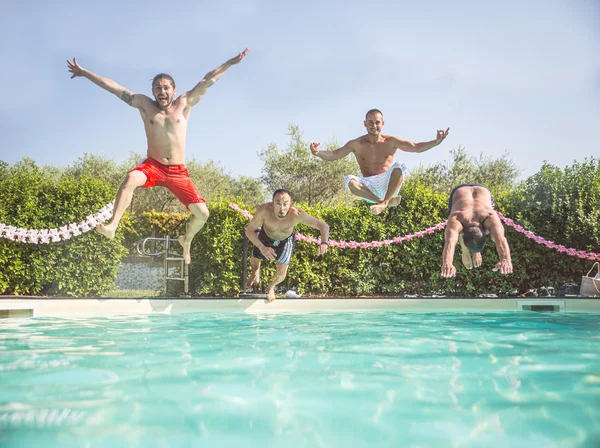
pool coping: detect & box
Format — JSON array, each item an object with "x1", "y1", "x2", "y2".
[{"x1": 1, "y1": 296, "x2": 599, "y2": 317}]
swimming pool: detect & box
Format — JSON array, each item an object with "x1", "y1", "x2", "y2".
[{"x1": 1, "y1": 311, "x2": 599, "y2": 447}]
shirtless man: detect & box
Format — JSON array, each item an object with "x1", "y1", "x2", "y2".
[
  {"x1": 310, "y1": 109, "x2": 449, "y2": 214},
  {"x1": 441, "y1": 184, "x2": 513, "y2": 278},
  {"x1": 67, "y1": 48, "x2": 249, "y2": 263},
  {"x1": 245, "y1": 189, "x2": 330, "y2": 302}
]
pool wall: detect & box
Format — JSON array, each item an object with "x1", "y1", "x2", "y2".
[{"x1": 0, "y1": 297, "x2": 599, "y2": 317}]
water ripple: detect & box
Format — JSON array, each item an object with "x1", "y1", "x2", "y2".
[{"x1": 1, "y1": 311, "x2": 599, "y2": 447}]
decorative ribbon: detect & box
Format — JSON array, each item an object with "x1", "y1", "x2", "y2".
[
  {"x1": 0, "y1": 202, "x2": 114, "y2": 244},
  {"x1": 497, "y1": 212, "x2": 600, "y2": 261},
  {"x1": 229, "y1": 203, "x2": 445, "y2": 248},
  {"x1": 2, "y1": 202, "x2": 598, "y2": 262},
  {"x1": 230, "y1": 203, "x2": 600, "y2": 260}
]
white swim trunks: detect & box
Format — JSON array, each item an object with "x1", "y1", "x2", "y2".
[{"x1": 344, "y1": 161, "x2": 408, "y2": 204}]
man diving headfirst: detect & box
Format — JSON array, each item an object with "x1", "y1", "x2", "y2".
[{"x1": 442, "y1": 184, "x2": 513, "y2": 277}]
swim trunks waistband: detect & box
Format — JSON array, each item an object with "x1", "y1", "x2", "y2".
[
  {"x1": 145, "y1": 157, "x2": 185, "y2": 170},
  {"x1": 448, "y1": 183, "x2": 494, "y2": 210}
]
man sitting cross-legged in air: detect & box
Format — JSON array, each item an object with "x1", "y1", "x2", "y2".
[
  {"x1": 245, "y1": 189, "x2": 330, "y2": 303},
  {"x1": 67, "y1": 48, "x2": 249, "y2": 263},
  {"x1": 441, "y1": 184, "x2": 513, "y2": 278},
  {"x1": 310, "y1": 109, "x2": 449, "y2": 215}
]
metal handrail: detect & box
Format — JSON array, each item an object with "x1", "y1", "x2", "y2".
[
  {"x1": 136, "y1": 237, "x2": 167, "y2": 257},
  {"x1": 135, "y1": 235, "x2": 189, "y2": 296}
]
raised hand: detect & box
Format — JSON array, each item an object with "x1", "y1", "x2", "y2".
[
  {"x1": 67, "y1": 57, "x2": 85, "y2": 79},
  {"x1": 435, "y1": 127, "x2": 450, "y2": 144},
  {"x1": 309, "y1": 142, "x2": 320, "y2": 155},
  {"x1": 228, "y1": 48, "x2": 249, "y2": 65}
]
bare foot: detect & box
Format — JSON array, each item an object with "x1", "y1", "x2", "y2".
[
  {"x1": 461, "y1": 246, "x2": 474, "y2": 269},
  {"x1": 266, "y1": 289, "x2": 276, "y2": 303},
  {"x1": 369, "y1": 201, "x2": 388, "y2": 215},
  {"x1": 96, "y1": 223, "x2": 116, "y2": 240},
  {"x1": 388, "y1": 195, "x2": 402, "y2": 208},
  {"x1": 245, "y1": 274, "x2": 260, "y2": 292},
  {"x1": 471, "y1": 252, "x2": 482, "y2": 268},
  {"x1": 178, "y1": 236, "x2": 192, "y2": 264}
]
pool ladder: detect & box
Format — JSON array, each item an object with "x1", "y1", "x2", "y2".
[{"x1": 136, "y1": 236, "x2": 189, "y2": 297}]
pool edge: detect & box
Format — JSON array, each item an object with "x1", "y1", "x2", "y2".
[{"x1": 0, "y1": 297, "x2": 599, "y2": 317}]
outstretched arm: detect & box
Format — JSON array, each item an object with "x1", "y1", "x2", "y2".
[
  {"x1": 485, "y1": 214, "x2": 513, "y2": 275},
  {"x1": 296, "y1": 211, "x2": 330, "y2": 256},
  {"x1": 67, "y1": 58, "x2": 145, "y2": 108},
  {"x1": 441, "y1": 217, "x2": 461, "y2": 277},
  {"x1": 184, "y1": 48, "x2": 249, "y2": 107},
  {"x1": 309, "y1": 141, "x2": 355, "y2": 161},
  {"x1": 391, "y1": 128, "x2": 450, "y2": 153}
]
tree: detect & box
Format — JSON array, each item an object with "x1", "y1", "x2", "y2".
[
  {"x1": 259, "y1": 124, "x2": 360, "y2": 206},
  {"x1": 230, "y1": 175, "x2": 267, "y2": 206},
  {"x1": 506, "y1": 157, "x2": 600, "y2": 251},
  {"x1": 409, "y1": 146, "x2": 521, "y2": 195},
  {"x1": 65, "y1": 152, "x2": 131, "y2": 188}
]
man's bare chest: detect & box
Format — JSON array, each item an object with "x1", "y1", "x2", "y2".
[
  {"x1": 264, "y1": 218, "x2": 295, "y2": 238},
  {"x1": 355, "y1": 143, "x2": 395, "y2": 161},
  {"x1": 147, "y1": 113, "x2": 187, "y2": 132}
]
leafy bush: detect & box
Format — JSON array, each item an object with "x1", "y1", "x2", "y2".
[
  {"x1": 0, "y1": 160, "x2": 127, "y2": 296},
  {"x1": 499, "y1": 158, "x2": 600, "y2": 290},
  {"x1": 2, "y1": 156, "x2": 598, "y2": 298},
  {"x1": 119, "y1": 172, "x2": 598, "y2": 297}
]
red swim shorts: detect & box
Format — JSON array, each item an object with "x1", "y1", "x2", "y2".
[{"x1": 131, "y1": 158, "x2": 205, "y2": 208}]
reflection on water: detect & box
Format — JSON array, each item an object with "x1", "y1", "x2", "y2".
[{"x1": 1, "y1": 312, "x2": 599, "y2": 447}]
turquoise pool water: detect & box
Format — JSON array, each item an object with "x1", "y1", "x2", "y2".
[{"x1": 1, "y1": 311, "x2": 599, "y2": 447}]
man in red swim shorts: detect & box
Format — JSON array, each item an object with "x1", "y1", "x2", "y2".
[{"x1": 67, "y1": 48, "x2": 249, "y2": 263}]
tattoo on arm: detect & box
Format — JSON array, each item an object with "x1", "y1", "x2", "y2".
[{"x1": 121, "y1": 91, "x2": 134, "y2": 105}]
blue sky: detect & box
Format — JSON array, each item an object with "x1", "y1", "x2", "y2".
[{"x1": 2, "y1": 0, "x2": 598, "y2": 179}]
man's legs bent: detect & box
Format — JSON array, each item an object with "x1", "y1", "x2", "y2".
[
  {"x1": 245, "y1": 257, "x2": 262, "y2": 290},
  {"x1": 347, "y1": 178, "x2": 382, "y2": 203},
  {"x1": 97, "y1": 170, "x2": 148, "y2": 239},
  {"x1": 266, "y1": 262, "x2": 289, "y2": 303},
  {"x1": 178, "y1": 202, "x2": 210, "y2": 264},
  {"x1": 370, "y1": 168, "x2": 403, "y2": 215}
]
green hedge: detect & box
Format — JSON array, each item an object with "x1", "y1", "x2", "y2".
[
  {"x1": 497, "y1": 159, "x2": 600, "y2": 292},
  {"x1": 0, "y1": 161, "x2": 127, "y2": 296},
  {"x1": 2, "y1": 158, "x2": 598, "y2": 297},
  {"x1": 119, "y1": 182, "x2": 597, "y2": 297}
]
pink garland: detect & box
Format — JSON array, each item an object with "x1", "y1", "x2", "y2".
[
  {"x1": 0, "y1": 202, "x2": 114, "y2": 244},
  {"x1": 497, "y1": 212, "x2": 600, "y2": 261},
  {"x1": 230, "y1": 203, "x2": 446, "y2": 248},
  {"x1": 230, "y1": 203, "x2": 600, "y2": 260},
  {"x1": 9, "y1": 200, "x2": 594, "y2": 261}
]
